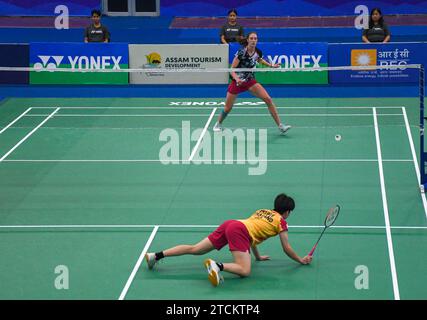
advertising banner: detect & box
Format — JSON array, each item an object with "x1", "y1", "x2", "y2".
[
  {"x1": 30, "y1": 42, "x2": 129, "y2": 85},
  {"x1": 329, "y1": 42, "x2": 427, "y2": 84},
  {"x1": 229, "y1": 42, "x2": 328, "y2": 84},
  {"x1": 129, "y1": 44, "x2": 229, "y2": 84}
]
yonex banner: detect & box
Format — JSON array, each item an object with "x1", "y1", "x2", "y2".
[
  {"x1": 329, "y1": 42, "x2": 427, "y2": 84},
  {"x1": 30, "y1": 42, "x2": 129, "y2": 85},
  {"x1": 0, "y1": 44, "x2": 29, "y2": 84},
  {"x1": 129, "y1": 44, "x2": 228, "y2": 84},
  {"x1": 228, "y1": 42, "x2": 328, "y2": 84}
]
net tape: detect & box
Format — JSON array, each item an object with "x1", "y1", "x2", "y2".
[{"x1": 0, "y1": 64, "x2": 422, "y2": 73}]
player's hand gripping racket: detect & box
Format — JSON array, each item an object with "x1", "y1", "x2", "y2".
[{"x1": 308, "y1": 205, "x2": 340, "y2": 256}]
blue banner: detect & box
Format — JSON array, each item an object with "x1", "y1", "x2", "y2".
[
  {"x1": 0, "y1": 1, "x2": 100, "y2": 16},
  {"x1": 161, "y1": 0, "x2": 427, "y2": 16},
  {"x1": 329, "y1": 42, "x2": 427, "y2": 84},
  {"x1": 0, "y1": 44, "x2": 29, "y2": 84},
  {"x1": 229, "y1": 42, "x2": 328, "y2": 84},
  {"x1": 29, "y1": 42, "x2": 129, "y2": 84}
]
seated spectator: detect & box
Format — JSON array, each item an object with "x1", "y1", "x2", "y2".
[
  {"x1": 84, "y1": 9, "x2": 110, "y2": 43},
  {"x1": 220, "y1": 9, "x2": 245, "y2": 44},
  {"x1": 362, "y1": 8, "x2": 391, "y2": 43}
]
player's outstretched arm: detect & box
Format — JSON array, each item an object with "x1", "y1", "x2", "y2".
[
  {"x1": 259, "y1": 58, "x2": 280, "y2": 68},
  {"x1": 279, "y1": 231, "x2": 312, "y2": 265}
]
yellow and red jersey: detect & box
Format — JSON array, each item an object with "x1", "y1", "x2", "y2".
[{"x1": 239, "y1": 209, "x2": 288, "y2": 246}]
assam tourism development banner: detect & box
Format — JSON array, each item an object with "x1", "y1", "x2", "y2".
[
  {"x1": 29, "y1": 42, "x2": 129, "y2": 85},
  {"x1": 228, "y1": 42, "x2": 328, "y2": 85},
  {"x1": 129, "y1": 44, "x2": 229, "y2": 84}
]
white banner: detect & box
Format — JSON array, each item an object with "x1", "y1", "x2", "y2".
[{"x1": 129, "y1": 44, "x2": 229, "y2": 84}]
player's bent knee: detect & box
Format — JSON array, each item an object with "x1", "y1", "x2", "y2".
[{"x1": 239, "y1": 269, "x2": 251, "y2": 277}]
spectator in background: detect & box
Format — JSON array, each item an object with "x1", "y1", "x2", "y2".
[
  {"x1": 362, "y1": 8, "x2": 391, "y2": 43},
  {"x1": 220, "y1": 9, "x2": 245, "y2": 44},
  {"x1": 84, "y1": 9, "x2": 110, "y2": 43}
]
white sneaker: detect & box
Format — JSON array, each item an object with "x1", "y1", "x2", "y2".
[
  {"x1": 279, "y1": 124, "x2": 292, "y2": 135},
  {"x1": 213, "y1": 122, "x2": 222, "y2": 132},
  {"x1": 145, "y1": 253, "x2": 157, "y2": 270},
  {"x1": 204, "y1": 259, "x2": 224, "y2": 287}
]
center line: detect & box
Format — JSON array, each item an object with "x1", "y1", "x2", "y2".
[
  {"x1": 119, "y1": 225, "x2": 159, "y2": 300},
  {"x1": 188, "y1": 107, "x2": 217, "y2": 162}
]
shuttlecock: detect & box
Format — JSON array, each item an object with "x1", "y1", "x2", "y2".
[{"x1": 335, "y1": 134, "x2": 342, "y2": 141}]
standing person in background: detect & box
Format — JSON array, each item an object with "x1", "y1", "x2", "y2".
[
  {"x1": 220, "y1": 9, "x2": 245, "y2": 44},
  {"x1": 213, "y1": 32, "x2": 291, "y2": 135},
  {"x1": 362, "y1": 8, "x2": 391, "y2": 43},
  {"x1": 84, "y1": 9, "x2": 110, "y2": 43}
]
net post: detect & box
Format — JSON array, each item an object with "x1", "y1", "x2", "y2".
[{"x1": 420, "y1": 65, "x2": 426, "y2": 192}]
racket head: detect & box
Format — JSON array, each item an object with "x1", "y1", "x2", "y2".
[{"x1": 324, "y1": 205, "x2": 340, "y2": 227}]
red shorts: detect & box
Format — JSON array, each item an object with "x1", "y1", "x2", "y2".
[
  {"x1": 208, "y1": 220, "x2": 252, "y2": 253},
  {"x1": 227, "y1": 79, "x2": 258, "y2": 95}
]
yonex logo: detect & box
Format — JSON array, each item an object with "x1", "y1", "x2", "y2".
[
  {"x1": 267, "y1": 55, "x2": 322, "y2": 69},
  {"x1": 33, "y1": 55, "x2": 122, "y2": 71},
  {"x1": 34, "y1": 55, "x2": 64, "y2": 71}
]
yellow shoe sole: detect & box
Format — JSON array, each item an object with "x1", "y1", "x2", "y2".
[{"x1": 204, "y1": 259, "x2": 220, "y2": 287}]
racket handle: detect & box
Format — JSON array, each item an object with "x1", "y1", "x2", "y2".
[{"x1": 308, "y1": 244, "x2": 317, "y2": 256}]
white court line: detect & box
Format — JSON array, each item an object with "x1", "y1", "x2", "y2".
[
  {"x1": 402, "y1": 107, "x2": 427, "y2": 220},
  {"x1": 0, "y1": 224, "x2": 425, "y2": 230},
  {"x1": 29, "y1": 106, "x2": 406, "y2": 110},
  {"x1": 23, "y1": 113, "x2": 403, "y2": 117},
  {"x1": 373, "y1": 107, "x2": 400, "y2": 300},
  {"x1": 119, "y1": 225, "x2": 159, "y2": 300},
  {"x1": 188, "y1": 107, "x2": 217, "y2": 162},
  {"x1": 0, "y1": 158, "x2": 413, "y2": 163},
  {"x1": 0, "y1": 108, "x2": 60, "y2": 162},
  {"x1": 0, "y1": 108, "x2": 32, "y2": 134}
]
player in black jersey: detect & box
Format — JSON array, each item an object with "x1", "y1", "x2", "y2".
[{"x1": 213, "y1": 32, "x2": 291, "y2": 134}]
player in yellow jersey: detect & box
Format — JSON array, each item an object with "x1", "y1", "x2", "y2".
[{"x1": 145, "y1": 193, "x2": 312, "y2": 287}]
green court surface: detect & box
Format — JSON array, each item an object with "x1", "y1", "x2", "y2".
[{"x1": 0, "y1": 97, "x2": 426, "y2": 300}]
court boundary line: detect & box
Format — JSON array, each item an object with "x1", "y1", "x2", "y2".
[
  {"x1": 0, "y1": 159, "x2": 414, "y2": 163},
  {"x1": 373, "y1": 107, "x2": 400, "y2": 300},
  {"x1": 28, "y1": 106, "x2": 406, "y2": 110},
  {"x1": 0, "y1": 107, "x2": 32, "y2": 134},
  {"x1": 0, "y1": 224, "x2": 425, "y2": 230},
  {"x1": 119, "y1": 225, "x2": 159, "y2": 300},
  {"x1": 401, "y1": 107, "x2": 427, "y2": 220},
  {"x1": 0, "y1": 108, "x2": 59, "y2": 162},
  {"x1": 188, "y1": 107, "x2": 217, "y2": 162},
  {"x1": 23, "y1": 113, "x2": 405, "y2": 118}
]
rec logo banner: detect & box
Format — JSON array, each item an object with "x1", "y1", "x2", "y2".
[
  {"x1": 228, "y1": 42, "x2": 328, "y2": 84},
  {"x1": 29, "y1": 42, "x2": 129, "y2": 85},
  {"x1": 329, "y1": 42, "x2": 427, "y2": 83},
  {"x1": 129, "y1": 44, "x2": 229, "y2": 84}
]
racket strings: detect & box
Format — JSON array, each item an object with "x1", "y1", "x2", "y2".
[{"x1": 325, "y1": 206, "x2": 340, "y2": 227}]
